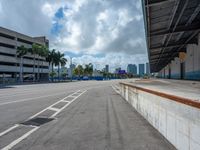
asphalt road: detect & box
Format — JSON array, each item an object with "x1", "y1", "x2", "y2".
[{"x1": 0, "y1": 80, "x2": 175, "y2": 150}]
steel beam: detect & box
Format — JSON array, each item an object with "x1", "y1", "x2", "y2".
[
  {"x1": 156, "y1": 0, "x2": 188, "y2": 65},
  {"x1": 146, "y1": 0, "x2": 175, "y2": 7},
  {"x1": 150, "y1": 36, "x2": 197, "y2": 50},
  {"x1": 150, "y1": 23, "x2": 200, "y2": 36},
  {"x1": 150, "y1": 44, "x2": 183, "y2": 50}
]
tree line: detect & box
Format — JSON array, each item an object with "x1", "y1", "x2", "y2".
[
  {"x1": 73, "y1": 63, "x2": 93, "y2": 77},
  {"x1": 17, "y1": 44, "x2": 67, "y2": 82}
]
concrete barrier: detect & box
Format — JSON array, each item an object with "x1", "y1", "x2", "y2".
[{"x1": 119, "y1": 82, "x2": 200, "y2": 150}]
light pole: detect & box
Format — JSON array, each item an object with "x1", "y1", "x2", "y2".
[{"x1": 70, "y1": 57, "x2": 72, "y2": 82}]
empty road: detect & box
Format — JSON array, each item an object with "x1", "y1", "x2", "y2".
[{"x1": 0, "y1": 80, "x2": 175, "y2": 150}]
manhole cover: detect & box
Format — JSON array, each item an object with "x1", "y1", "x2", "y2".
[{"x1": 21, "y1": 117, "x2": 54, "y2": 126}]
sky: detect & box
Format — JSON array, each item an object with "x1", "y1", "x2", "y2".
[{"x1": 0, "y1": 0, "x2": 148, "y2": 72}]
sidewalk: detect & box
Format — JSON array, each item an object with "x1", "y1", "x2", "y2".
[{"x1": 127, "y1": 79, "x2": 200, "y2": 102}]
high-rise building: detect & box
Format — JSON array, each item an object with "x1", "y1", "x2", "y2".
[
  {"x1": 105, "y1": 65, "x2": 109, "y2": 73},
  {"x1": 146, "y1": 63, "x2": 150, "y2": 74},
  {"x1": 0, "y1": 27, "x2": 49, "y2": 82},
  {"x1": 127, "y1": 64, "x2": 137, "y2": 74},
  {"x1": 139, "y1": 64, "x2": 145, "y2": 76},
  {"x1": 68, "y1": 64, "x2": 76, "y2": 77}
]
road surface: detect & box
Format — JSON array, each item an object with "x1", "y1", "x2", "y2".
[{"x1": 0, "y1": 80, "x2": 175, "y2": 150}]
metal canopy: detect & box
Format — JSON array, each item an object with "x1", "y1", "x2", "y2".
[{"x1": 142, "y1": 0, "x2": 200, "y2": 72}]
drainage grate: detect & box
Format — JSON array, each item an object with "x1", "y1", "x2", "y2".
[{"x1": 21, "y1": 117, "x2": 54, "y2": 126}]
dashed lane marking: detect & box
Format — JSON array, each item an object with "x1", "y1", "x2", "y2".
[
  {"x1": 48, "y1": 107, "x2": 60, "y2": 112},
  {"x1": 0, "y1": 90, "x2": 87, "y2": 150},
  {"x1": 0, "y1": 91, "x2": 74, "y2": 106},
  {"x1": 1, "y1": 127, "x2": 39, "y2": 150},
  {"x1": 0, "y1": 124, "x2": 19, "y2": 137}
]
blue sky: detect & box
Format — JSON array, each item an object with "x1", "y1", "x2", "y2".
[{"x1": 0, "y1": 0, "x2": 148, "y2": 72}]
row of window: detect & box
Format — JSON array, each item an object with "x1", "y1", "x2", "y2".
[
  {"x1": 0, "y1": 32, "x2": 34, "y2": 45},
  {"x1": 0, "y1": 61, "x2": 49, "y2": 69},
  {"x1": 0, "y1": 44, "x2": 47, "y2": 61}
]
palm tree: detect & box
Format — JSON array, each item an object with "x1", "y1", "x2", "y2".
[
  {"x1": 46, "y1": 49, "x2": 56, "y2": 81},
  {"x1": 54, "y1": 51, "x2": 67, "y2": 81},
  {"x1": 38, "y1": 45, "x2": 49, "y2": 81},
  {"x1": 84, "y1": 63, "x2": 93, "y2": 77},
  {"x1": 73, "y1": 65, "x2": 83, "y2": 79},
  {"x1": 29, "y1": 43, "x2": 40, "y2": 82},
  {"x1": 17, "y1": 45, "x2": 28, "y2": 83}
]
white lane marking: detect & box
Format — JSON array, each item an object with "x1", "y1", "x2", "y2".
[
  {"x1": 1, "y1": 126, "x2": 39, "y2": 150},
  {"x1": 62, "y1": 100, "x2": 70, "y2": 103},
  {"x1": 0, "y1": 91, "x2": 73, "y2": 106},
  {"x1": 28, "y1": 90, "x2": 80, "y2": 120},
  {"x1": 68, "y1": 95, "x2": 76, "y2": 98},
  {"x1": 51, "y1": 90, "x2": 86, "y2": 117},
  {"x1": 0, "y1": 124, "x2": 19, "y2": 137},
  {"x1": 1, "y1": 90, "x2": 87, "y2": 150},
  {"x1": 48, "y1": 107, "x2": 60, "y2": 112},
  {"x1": 111, "y1": 85, "x2": 120, "y2": 94}
]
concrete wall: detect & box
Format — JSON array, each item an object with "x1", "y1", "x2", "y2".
[
  {"x1": 0, "y1": 55, "x2": 48, "y2": 67},
  {"x1": 165, "y1": 65, "x2": 169, "y2": 78},
  {"x1": 185, "y1": 42, "x2": 200, "y2": 80},
  {"x1": 159, "y1": 33, "x2": 200, "y2": 80},
  {"x1": 170, "y1": 57, "x2": 181, "y2": 79},
  {"x1": 0, "y1": 65, "x2": 49, "y2": 73},
  {"x1": 120, "y1": 83, "x2": 200, "y2": 150}
]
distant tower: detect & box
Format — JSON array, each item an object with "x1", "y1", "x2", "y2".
[
  {"x1": 127, "y1": 64, "x2": 137, "y2": 74},
  {"x1": 139, "y1": 64, "x2": 145, "y2": 76},
  {"x1": 146, "y1": 63, "x2": 150, "y2": 74},
  {"x1": 105, "y1": 65, "x2": 109, "y2": 73}
]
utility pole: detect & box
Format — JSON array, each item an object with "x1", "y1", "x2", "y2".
[{"x1": 70, "y1": 57, "x2": 72, "y2": 82}]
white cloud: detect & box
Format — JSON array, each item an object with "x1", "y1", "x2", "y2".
[
  {"x1": 0, "y1": 0, "x2": 148, "y2": 69},
  {"x1": 41, "y1": 2, "x2": 55, "y2": 18},
  {"x1": 63, "y1": 22, "x2": 82, "y2": 48}
]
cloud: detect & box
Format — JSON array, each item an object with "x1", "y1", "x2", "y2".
[{"x1": 0, "y1": 0, "x2": 148, "y2": 71}]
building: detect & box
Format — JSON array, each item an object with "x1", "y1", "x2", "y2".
[
  {"x1": 139, "y1": 64, "x2": 145, "y2": 76},
  {"x1": 127, "y1": 64, "x2": 137, "y2": 75},
  {"x1": 105, "y1": 65, "x2": 109, "y2": 73},
  {"x1": 115, "y1": 67, "x2": 121, "y2": 74},
  {"x1": 146, "y1": 63, "x2": 150, "y2": 74},
  {"x1": 54, "y1": 67, "x2": 68, "y2": 78},
  {"x1": 92, "y1": 69, "x2": 103, "y2": 77},
  {"x1": 142, "y1": 0, "x2": 200, "y2": 80},
  {"x1": 0, "y1": 27, "x2": 49, "y2": 83},
  {"x1": 67, "y1": 64, "x2": 76, "y2": 78}
]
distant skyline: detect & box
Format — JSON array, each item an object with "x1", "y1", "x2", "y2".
[{"x1": 0, "y1": 0, "x2": 148, "y2": 71}]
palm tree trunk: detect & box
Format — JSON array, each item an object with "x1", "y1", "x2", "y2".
[
  {"x1": 33, "y1": 55, "x2": 35, "y2": 82},
  {"x1": 37, "y1": 60, "x2": 39, "y2": 81},
  {"x1": 51, "y1": 62, "x2": 54, "y2": 82},
  {"x1": 41, "y1": 61, "x2": 43, "y2": 81},
  {"x1": 20, "y1": 57, "x2": 23, "y2": 83},
  {"x1": 37, "y1": 58, "x2": 40, "y2": 82},
  {"x1": 58, "y1": 64, "x2": 60, "y2": 81}
]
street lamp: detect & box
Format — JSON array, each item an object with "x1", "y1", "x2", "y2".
[{"x1": 70, "y1": 57, "x2": 73, "y2": 82}]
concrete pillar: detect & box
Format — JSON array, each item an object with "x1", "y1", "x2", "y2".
[{"x1": 170, "y1": 58, "x2": 181, "y2": 79}]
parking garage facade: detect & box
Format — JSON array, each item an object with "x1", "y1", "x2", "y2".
[
  {"x1": 0, "y1": 27, "x2": 49, "y2": 83},
  {"x1": 142, "y1": 0, "x2": 200, "y2": 80}
]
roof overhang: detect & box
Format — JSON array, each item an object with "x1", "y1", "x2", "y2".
[{"x1": 142, "y1": 0, "x2": 200, "y2": 72}]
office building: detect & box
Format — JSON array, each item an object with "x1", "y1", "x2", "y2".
[
  {"x1": 139, "y1": 64, "x2": 145, "y2": 76},
  {"x1": 146, "y1": 63, "x2": 150, "y2": 74},
  {"x1": 0, "y1": 27, "x2": 49, "y2": 83},
  {"x1": 127, "y1": 64, "x2": 137, "y2": 74},
  {"x1": 105, "y1": 65, "x2": 109, "y2": 73}
]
